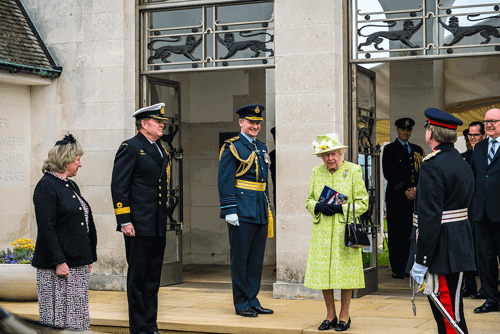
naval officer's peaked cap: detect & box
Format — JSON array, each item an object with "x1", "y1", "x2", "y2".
[{"x1": 133, "y1": 103, "x2": 168, "y2": 120}]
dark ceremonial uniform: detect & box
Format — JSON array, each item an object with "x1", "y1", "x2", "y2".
[
  {"x1": 111, "y1": 103, "x2": 171, "y2": 334},
  {"x1": 409, "y1": 143, "x2": 475, "y2": 334},
  {"x1": 218, "y1": 134, "x2": 272, "y2": 311},
  {"x1": 269, "y1": 127, "x2": 277, "y2": 207},
  {"x1": 269, "y1": 149, "x2": 276, "y2": 206},
  {"x1": 382, "y1": 139, "x2": 424, "y2": 276}
]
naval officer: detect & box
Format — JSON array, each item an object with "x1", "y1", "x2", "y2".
[
  {"x1": 218, "y1": 104, "x2": 274, "y2": 317},
  {"x1": 111, "y1": 103, "x2": 171, "y2": 334},
  {"x1": 382, "y1": 117, "x2": 425, "y2": 279},
  {"x1": 410, "y1": 108, "x2": 475, "y2": 334}
]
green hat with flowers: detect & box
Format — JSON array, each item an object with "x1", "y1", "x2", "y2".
[{"x1": 312, "y1": 133, "x2": 348, "y2": 155}]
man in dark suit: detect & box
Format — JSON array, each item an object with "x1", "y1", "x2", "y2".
[
  {"x1": 470, "y1": 108, "x2": 500, "y2": 314},
  {"x1": 461, "y1": 121, "x2": 485, "y2": 165},
  {"x1": 111, "y1": 103, "x2": 171, "y2": 334},
  {"x1": 218, "y1": 104, "x2": 274, "y2": 318},
  {"x1": 410, "y1": 108, "x2": 475, "y2": 334},
  {"x1": 382, "y1": 118, "x2": 425, "y2": 279},
  {"x1": 461, "y1": 121, "x2": 486, "y2": 298}
]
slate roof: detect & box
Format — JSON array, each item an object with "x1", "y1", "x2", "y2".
[{"x1": 0, "y1": 0, "x2": 62, "y2": 78}]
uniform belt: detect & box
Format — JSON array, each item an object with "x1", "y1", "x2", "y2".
[
  {"x1": 235, "y1": 179, "x2": 266, "y2": 191},
  {"x1": 413, "y1": 208, "x2": 468, "y2": 227}
]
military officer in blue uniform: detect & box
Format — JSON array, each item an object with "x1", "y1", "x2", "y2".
[
  {"x1": 218, "y1": 104, "x2": 274, "y2": 317},
  {"x1": 409, "y1": 108, "x2": 476, "y2": 334},
  {"x1": 382, "y1": 117, "x2": 425, "y2": 279},
  {"x1": 111, "y1": 103, "x2": 171, "y2": 334}
]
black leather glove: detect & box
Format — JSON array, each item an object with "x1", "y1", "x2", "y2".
[{"x1": 314, "y1": 203, "x2": 343, "y2": 216}]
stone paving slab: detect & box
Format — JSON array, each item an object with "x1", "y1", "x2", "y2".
[{"x1": 1, "y1": 286, "x2": 500, "y2": 334}]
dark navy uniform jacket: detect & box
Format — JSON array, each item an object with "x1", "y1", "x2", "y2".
[
  {"x1": 218, "y1": 134, "x2": 270, "y2": 224},
  {"x1": 111, "y1": 132, "x2": 170, "y2": 236},
  {"x1": 408, "y1": 143, "x2": 476, "y2": 274},
  {"x1": 382, "y1": 139, "x2": 424, "y2": 201}
]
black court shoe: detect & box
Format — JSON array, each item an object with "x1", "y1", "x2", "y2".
[
  {"x1": 318, "y1": 318, "x2": 337, "y2": 331},
  {"x1": 335, "y1": 317, "x2": 351, "y2": 331}
]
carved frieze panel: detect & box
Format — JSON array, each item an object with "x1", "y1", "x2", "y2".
[
  {"x1": 352, "y1": 1, "x2": 500, "y2": 62},
  {"x1": 141, "y1": 1, "x2": 274, "y2": 73}
]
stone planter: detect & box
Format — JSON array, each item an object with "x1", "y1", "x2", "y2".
[{"x1": 0, "y1": 264, "x2": 37, "y2": 301}]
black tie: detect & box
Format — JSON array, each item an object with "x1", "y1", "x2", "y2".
[
  {"x1": 404, "y1": 143, "x2": 409, "y2": 154},
  {"x1": 252, "y1": 140, "x2": 257, "y2": 151},
  {"x1": 151, "y1": 142, "x2": 163, "y2": 165}
]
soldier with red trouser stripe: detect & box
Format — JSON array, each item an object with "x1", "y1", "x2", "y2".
[{"x1": 407, "y1": 108, "x2": 476, "y2": 334}]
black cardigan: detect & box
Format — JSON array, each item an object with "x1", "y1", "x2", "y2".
[{"x1": 31, "y1": 173, "x2": 97, "y2": 269}]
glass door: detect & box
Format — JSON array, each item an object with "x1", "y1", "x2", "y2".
[
  {"x1": 350, "y1": 64, "x2": 381, "y2": 297},
  {"x1": 143, "y1": 76, "x2": 184, "y2": 286}
]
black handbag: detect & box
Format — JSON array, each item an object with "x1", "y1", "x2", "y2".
[{"x1": 344, "y1": 203, "x2": 370, "y2": 249}]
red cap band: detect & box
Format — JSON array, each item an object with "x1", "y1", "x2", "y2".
[{"x1": 427, "y1": 119, "x2": 458, "y2": 130}]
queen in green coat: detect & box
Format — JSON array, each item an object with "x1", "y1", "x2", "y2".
[{"x1": 304, "y1": 133, "x2": 369, "y2": 332}]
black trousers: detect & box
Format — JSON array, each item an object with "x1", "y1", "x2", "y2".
[
  {"x1": 124, "y1": 235, "x2": 166, "y2": 334},
  {"x1": 228, "y1": 221, "x2": 267, "y2": 311},
  {"x1": 386, "y1": 197, "x2": 414, "y2": 274},
  {"x1": 475, "y1": 217, "x2": 500, "y2": 304},
  {"x1": 428, "y1": 273, "x2": 468, "y2": 334}
]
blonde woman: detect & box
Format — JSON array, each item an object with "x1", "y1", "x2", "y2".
[
  {"x1": 32, "y1": 134, "x2": 97, "y2": 331},
  {"x1": 304, "y1": 133, "x2": 369, "y2": 331}
]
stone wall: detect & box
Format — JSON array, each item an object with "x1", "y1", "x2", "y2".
[
  {"x1": 273, "y1": 0, "x2": 345, "y2": 299},
  {"x1": 23, "y1": 0, "x2": 136, "y2": 290},
  {"x1": 0, "y1": 83, "x2": 31, "y2": 252}
]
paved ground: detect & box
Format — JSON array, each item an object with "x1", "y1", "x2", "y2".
[{"x1": 1, "y1": 265, "x2": 499, "y2": 333}]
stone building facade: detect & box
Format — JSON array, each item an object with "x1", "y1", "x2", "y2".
[{"x1": 2, "y1": 0, "x2": 497, "y2": 299}]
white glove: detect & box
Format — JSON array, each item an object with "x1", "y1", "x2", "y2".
[
  {"x1": 411, "y1": 262, "x2": 428, "y2": 285},
  {"x1": 225, "y1": 213, "x2": 239, "y2": 226}
]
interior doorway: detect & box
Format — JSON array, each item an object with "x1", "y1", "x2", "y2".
[
  {"x1": 353, "y1": 55, "x2": 499, "y2": 292},
  {"x1": 141, "y1": 69, "x2": 277, "y2": 281}
]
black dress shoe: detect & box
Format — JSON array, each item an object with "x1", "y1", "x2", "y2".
[
  {"x1": 471, "y1": 292, "x2": 488, "y2": 299},
  {"x1": 318, "y1": 318, "x2": 337, "y2": 331},
  {"x1": 335, "y1": 318, "x2": 351, "y2": 331},
  {"x1": 392, "y1": 273, "x2": 405, "y2": 279},
  {"x1": 251, "y1": 305, "x2": 274, "y2": 314},
  {"x1": 149, "y1": 332, "x2": 160, "y2": 334},
  {"x1": 235, "y1": 307, "x2": 258, "y2": 317},
  {"x1": 474, "y1": 302, "x2": 499, "y2": 314}
]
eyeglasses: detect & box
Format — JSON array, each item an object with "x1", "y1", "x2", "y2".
[
  {"x1": 468, "y1": 134, "x2": 483, "y2": 138},
  {"x1": 482, "y1": 120, "x2": 500, "y2": 125}
]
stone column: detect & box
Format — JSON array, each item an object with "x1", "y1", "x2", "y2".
[
  {"x1": 25, "y1": 0, "x2": 136, "y2": 290},
  {"x1": 273, "y1": 0, "x2": 344, "y2": 299}
]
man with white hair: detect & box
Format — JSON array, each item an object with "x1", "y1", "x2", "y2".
[{"x1": 470, "y1": 108, "x2": 500, "y2": 314}]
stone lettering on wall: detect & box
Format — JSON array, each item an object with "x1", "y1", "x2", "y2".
[{"x1": 0, "y1": 117, "x2": 29, "y2": 186}]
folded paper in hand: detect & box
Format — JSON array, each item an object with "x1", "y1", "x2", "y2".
[{"x1": 318, "y1": 185, "x2": 348, "y2": 205}]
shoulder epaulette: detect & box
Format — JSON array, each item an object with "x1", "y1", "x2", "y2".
[
  {"x1": 225, "y1": 136, "x2": 240, "y2": 143},
  {"x1": 121, "y1": 143, "x2": 128, "y2": 146},
  {"x1": 423, "y1": 149, "x2": 441, "y2": 161},
  {"x1": 256, "y1": 138, "x2": 266, "y2": 144}
]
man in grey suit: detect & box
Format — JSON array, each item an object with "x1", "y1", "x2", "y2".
[{"x1": 470, "y1": 108, "x2": 500, "y2": 314}]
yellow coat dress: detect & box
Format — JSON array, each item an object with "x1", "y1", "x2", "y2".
[{"x1": 304, "y1": 161, "x2": 369, "y2": 290}]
